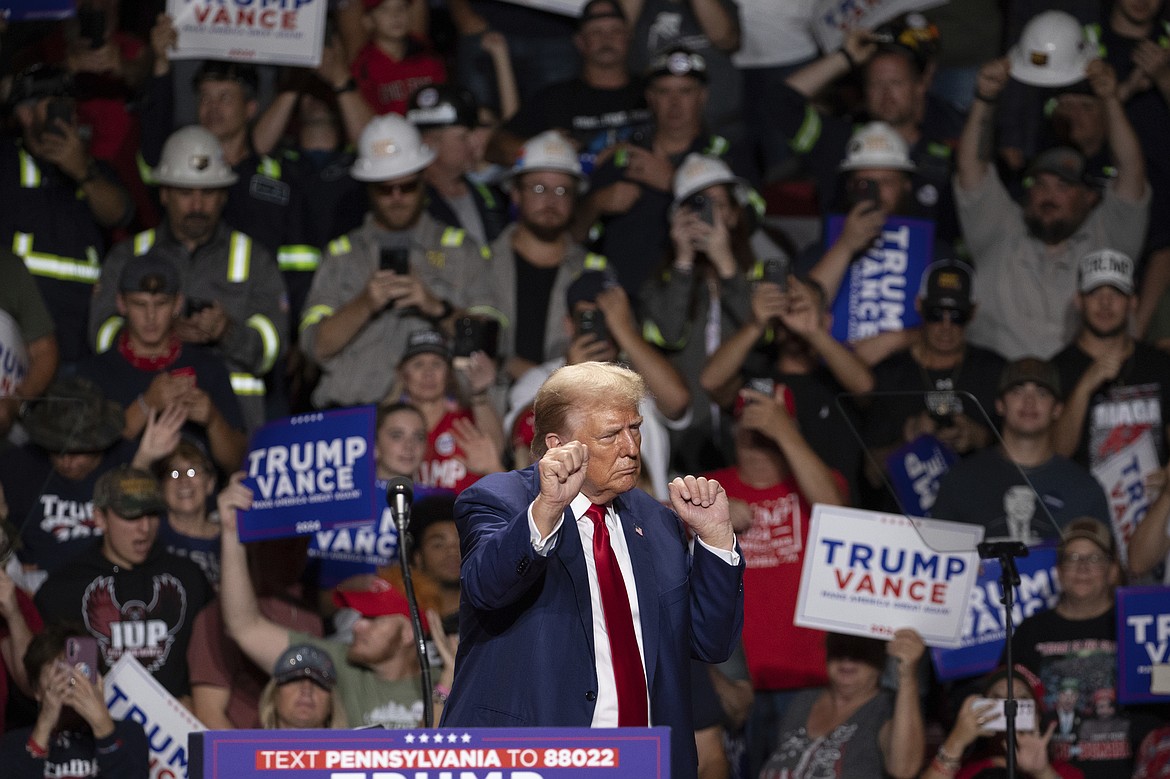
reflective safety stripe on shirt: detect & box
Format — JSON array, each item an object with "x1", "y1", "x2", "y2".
[
  {"x1": 246, "y1": 314, "x2": 281, "y2": 374},
  {"x1": 228, "y1": 233, "x2": 251, "y2": 282},
  {"x1": 230, "y1": 372, "x2": 266, "y2": 396},
  {"x1": 327, "y1": 236, "x2": 351, "y2": 256},
  {"x1": 440, "y1": 227, "x2": 465, "y2": 247},
  {"x1": 18, "y1": 149, "x2": 41, "y2": 188},
  {"x1": 277, "y1": 244, "x2": 321, "y2": 272},
  {"x1": 12, "y1": 233, "x2": 101, "y2": 283},
  {"x1": 133, "y1": 229, "x2": 157, "y2": 255},
  {"x1": 299, "y1": 304, "x2": 334, "y2": 334},
  {"x1": 95, "y1": 316, "x2": 125, "y2": 353},
  {"x1": 258, "y1": 156, "x2": 281, "y2": 179},
  {"x1": 584, "y1": 252, "x2": 608, "y2": 271},
  {"x1": 790, "y1": 105, "x2": 823, "y2": 154}
]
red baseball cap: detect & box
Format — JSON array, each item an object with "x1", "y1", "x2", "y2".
[{"x1": 332, "y1": 579, "x2": 428, "y2": 632}]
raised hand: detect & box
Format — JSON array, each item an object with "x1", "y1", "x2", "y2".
[{"x1": 668, "y1": 475, "x2": 733, "y2": 551}]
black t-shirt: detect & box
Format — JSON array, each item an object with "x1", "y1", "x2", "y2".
[
  {"x1": 512, "y1": 250, "x2": 560, "y2": 366},
  {"x1": 0, "y1": 440, "x2": 136, "y2": 573},
  {"x1": 1009, "y1": 607, "x2": 1133, "y2": 779},
  {"x1": 505, "y1": 78, "x2": 651, "y2": 149},
  {"x1": 78, "y1": 342, "x2": 246, "y2": 454},
  {"x1": 35, "y1": 542, "x2": 212, "y2": 699},
  {"x1": 864, "y1": 344, "x2": 1006, "y2": 448},
  {"x1": 1051, "y1": 341, "x2": 1170, "y2": 469}
]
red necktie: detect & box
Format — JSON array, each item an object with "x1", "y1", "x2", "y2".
[{"x1": 585, "y1": 502, "x2": 649, "y2": 727}]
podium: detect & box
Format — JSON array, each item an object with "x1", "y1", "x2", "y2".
[{"x1": 190, "y1": 727, "x2": 671, "y2": 778}]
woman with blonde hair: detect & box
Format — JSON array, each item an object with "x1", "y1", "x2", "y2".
[{"x1": 259, "y1": 644, "x2": 347, "y2": 730}]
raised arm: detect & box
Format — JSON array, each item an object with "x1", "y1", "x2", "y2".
[
  {"x1": 1088, "y1": 59, "x2": 1147, "y2": 203},
  {"x1": 786, "y1": 30, "x2": 876, "y2": 98},
  {"x1": 956, "y1": 58, "x2": 1010, "y2": 192},
  {"x1": 1128, "y1": 462, "x2": 1170, "y2": 578},
  {"x1": 691, "y1": 0, "x2": 740, "y2": 52},
  {"x1": 216, "y1": 473, "x2": 291, "y2": 672}
]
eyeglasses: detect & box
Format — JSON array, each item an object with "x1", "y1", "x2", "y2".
[
  {"x1": 168, "y1": 467, "x2": 201, "y2": 480},
  {"x1": 1061, "y1": 552, "x2": 1110, "y2": 568},
  {"x1": 523, "y1": 183, "x2": 571, "y2": 198},
  {"x1": 924, "y1": 307, "x2": 971, "y2": 326},
  {"x1": 372, "y1": 179, "x2": 422, "y2": 197}
]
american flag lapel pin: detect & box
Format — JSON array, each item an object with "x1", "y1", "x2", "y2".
[{"x1": 635, "y1": 525, "x2": 644, "y2": 537}]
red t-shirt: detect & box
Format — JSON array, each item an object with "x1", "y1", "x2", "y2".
[
  {"x1": 707, "y1": 466, "x2": 845, "y2": 691},
  {"x1": 351, "y1": 40, "x2": 446, "y2": 117},
  {"x1": 418, "y1": 407, "x2": 481, "y2": 494}
]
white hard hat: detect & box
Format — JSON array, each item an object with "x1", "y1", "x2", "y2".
[
  {"x1": 152, "y1": 125, "x2": 238, "y2": 188},
  {"x1": 671, "y1": 153, "x2": 747, "y2": 209},
  {"x1": 1009, "y1": 11, "x2": 1094, "y2": 88},
  {"x1": 504, "y1": 130, "x2": 584, "y2": 190},
  {"x1": 839, "y1": 122, "x2": 916, "y2": 173},
  {"x1": 351, "y1": 114, "x2": 436, "y2": 182}
]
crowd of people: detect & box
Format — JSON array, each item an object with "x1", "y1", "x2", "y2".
[{"x1": 1, "y1": 0, "x2": 1170, "y2": 777}]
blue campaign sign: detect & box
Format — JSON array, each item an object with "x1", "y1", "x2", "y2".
[
  {"x1": 886, "y1": 435, "x2": 958, "y2": 516},
  {"x1": 239, "y1": 407, "x2": 377, "y2": 542},
  {"x1": 1, "y1": 0, "x2": 73, "y2": 20},
  {"x1": 190, "y1": 727, "x2": 671, "y2": 778},
  {"x1": 1116, "y1": 586, "x2": 1170, "y2": 705},
  {"x1": 827, "y1": 215, "x2": 934, "y2": 344},
  {"x1": 931, "y1": 544, "x2": 1061, "y2": 681}
]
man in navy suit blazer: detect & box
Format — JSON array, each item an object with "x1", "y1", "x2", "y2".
[{"x1": 440, "y1": 361, "x2": 745, "y2": 779}]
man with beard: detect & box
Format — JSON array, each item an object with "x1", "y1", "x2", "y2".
[
  {"x1": 1051, "y1": 249, "x2": 1170, "y2": 471},
  {"x1": 299, "y1": 115, "x2": 494, "y2": 409},
  {"x1": 478, "y1": 131, "x2": 607, "y2": 382},
  {"x1": 954, "y1": 57, "x2": 1149, "y2": 360},
  {"x1": 216, "y1": 474, "x2": 443, "y2": 728},
  {"x1": 89, "y1": 126, "x2": 288, "y2": 431}
]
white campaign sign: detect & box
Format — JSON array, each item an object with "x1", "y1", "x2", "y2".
[
  {"x1": 104, "y1": 654, "x2": 205, "y2": 779},
  {"x1": 166, "y1": 0, "x2": 329, "y2": 68},
  {"x1": 812, "y1": 0, "x2": 948, "y2": 52},
  {"x1": 795, "y1": 504, "x2": 983, "y2": 647},
  {"x1": 1092, "y1": 431, "x2": 1159, "y2": 569},
  {"x1": 491, "y1": 0, "x2": 589, "y2": 16}
]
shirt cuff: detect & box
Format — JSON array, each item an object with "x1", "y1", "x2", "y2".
[
  {"x1": 528, "y1": 502, "x2": 565, "y2": 555},
  {"x1": 697, "y1": 535, "x2": 740, "y2": 566}
]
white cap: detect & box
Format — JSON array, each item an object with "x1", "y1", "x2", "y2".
[
  {"x1": 839, "y1": 122, "x2": 916, "y2": 173},
  {"x1": 351, "y1": 115, "x2": 436, "y2": 182},
  {"x1": 504, "y1": 131, "x2": 585, "y2": 190},
  {"x1": 671, "y1": 153, "x2": 747, "y2": 208},
  {"x1": 1079, "y1": 249, "x2": 1134, "y2": 295},
  {"x1": 153, "y1": 125, "x2": 238, "y2": 188},
  {"x1": 1009, "y1": 11, "x2": 1094, "y2": 88}
]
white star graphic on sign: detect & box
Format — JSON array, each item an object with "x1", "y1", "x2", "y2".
[
  {"x1": 419, "y1": 734, "x2": 430, "y2": 743},
  {"x1": 447, "y1": 733, "x2": 458, "y2": 743},
  {"x1": 461, "y1": 733, "x2": 472, "y2": 743},
  {"x1": 404, "y1": 734, "x2": 415, "y2": 743}
]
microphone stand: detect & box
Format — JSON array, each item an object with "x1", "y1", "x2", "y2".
[
  {"x1": 977, "y1": 540, "x2": 1029, "y2": 779},
  {"x1": 396, "y1": 510, "x2": 435, "y2": 729}
]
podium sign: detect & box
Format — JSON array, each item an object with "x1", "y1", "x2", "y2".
[{"x1": 190, "y1": 727, "x2": 670, "y2": 778}]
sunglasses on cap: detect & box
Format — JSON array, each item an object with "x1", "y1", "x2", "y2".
[
  {"x1": 372, "y1": 178, "x2": 422, "y2": 197},
  {"x1": 923, "y1": 307, "x2": 970, "y2": 326}
]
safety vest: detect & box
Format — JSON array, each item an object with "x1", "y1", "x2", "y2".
[{"x1": 11, "y1": 149, "x2": 101, "y2": 284}]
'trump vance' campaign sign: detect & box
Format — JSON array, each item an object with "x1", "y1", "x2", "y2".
[
  {"x1": 190, "y1": 727, "x2": 670, "y2": 778},
  {"x1": 931, "y1": 544, "x2": 1061, "y2": 681},
  {"x1": 239, "y1": 407, "x2": 377, "y2": 542},
  {"x1": 827, "y1": 216, "x2": 934, "y2": 345},
  {"x1": 106, "y1": 654, "x2": 205, "y2": 779},
  {"x1": 1117, "y1": 587, "x2": 1170, "y2": 704},
  {"x1": 166, "y1": 0, "x2": 329, "y2": 67},
  {"x1": 795, "y1": 505, "x2": 983, "y2": 647}
]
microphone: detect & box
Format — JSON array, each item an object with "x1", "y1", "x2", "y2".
[{"x1": 386, "y1": 475, "x2": 414, "y2": 539}]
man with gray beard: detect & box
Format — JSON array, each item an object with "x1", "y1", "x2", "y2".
[{"x1": 954, "y1": 57, "x2": 1149, "y2": 360}]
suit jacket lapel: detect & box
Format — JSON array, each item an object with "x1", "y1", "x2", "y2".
[{"x1": 615, "y1": 493, "x2": 660, "y2": 693}]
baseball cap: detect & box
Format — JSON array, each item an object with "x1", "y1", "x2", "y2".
[
  {"x1": 578, "y1": 0, "x2": 625, "y2": 28},
  {"x1": 119, "y1": 253, "x2": 181, "y2": 295},
  {"x1": 997, "y1": 357, "x2": 1062, "y2": 400},
  {"x1": 407, "y1": 84, "x2": 479, "y2": 130},
  {"x1": 919, "y1": 260, "x2": 975, "y2": 312},
  {"x1": 93, "y1": 466, "x2": 166, "y2": 519},
  {"x1": 1025, "y1": 146, "x2": 1089, "y2": 187},
  {"x1": 1059, "y1": 516, "x2": 1116, "y2": 558},
  {"x1": 272, "y1": 644, "x2": 337, "y2": 689},
  {"x1": 1078, "y1": 249, "x2": 1134, "y2": 295},
  {"x1": 332, "y1": 579, "x2": 428, "y2": 632},
  {"x1": 873, "y1": 13, "x2": 940, "y2": 74},
  {"x1": 645, "y1": 47, "x2": 707, "y2": 84},
  {"x1": 399, "y1": 329, "x2": 450, "y2": 366},
  {"x1": 8, "y1": 64, "x2": 73, "y2": 105}
]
